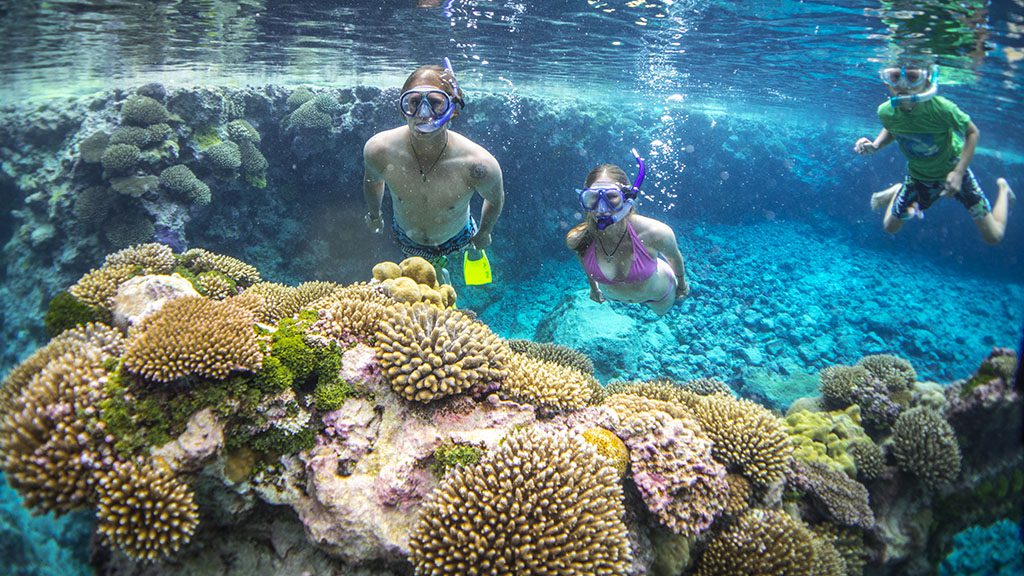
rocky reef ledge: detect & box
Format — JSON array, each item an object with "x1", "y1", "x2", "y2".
[{"x1": 0, "y1": 243, "x2": 1020, "y2": 575}]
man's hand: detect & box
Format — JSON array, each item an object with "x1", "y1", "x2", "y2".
[
  {"x1": 589, "y1": 287, "x2": 606, "y2": 304},
  {"x1": 944, "y1": 169, "x2": 964, "y2": 197},
  {"x1": 470, "y1": 230, "x2": 492, "y2": 250},
  {"x1": 364, "y1": 212, "x2": 383, "y2": 234},
  {"x1": 854, "y1": 138, "x2": 879, "y2": 155}
]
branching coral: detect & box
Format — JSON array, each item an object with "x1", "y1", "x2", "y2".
[
  {"x1": 0, "y1": 324, "x2": 124, "y2": 514},
  {"x1": 500, "y1": 351, "x2": 594, "y2": 411},
  {"x1": 179, "y1": 248, "x2": 261, "y2": 287},
  {"x1": 205, "y1": 141, "x2": 241, "y2": 172},
  {"x1": 507, "y1": 339, "x2": 594, "y2": 375},
  {"x1": 374, "y1": 303, "x2": 508, "y2": 403},
  {"x1": 789, "y1": 459, "x2": 875, "y2": 529},
  {"x1": 243, "y1": 281, "x2": 339, "y2": 323},
  {"x1": 123, "y1": 297, "x2": 263, "y2": 383},
  {"x1": 676, "y1": 391, "x2": 793, "y2": 488},
  {"x1": 159, "y1": 164, "x2": 211, "y2": 205},
  {"x1": 857, "y1": 354, "x2": 916, "y2": 392},
  {"x1": 103, "y1": 242, "x2": 177, "y2": 274},
  {"x1": 682, "y1": 378, "x2": 733, "y2": 396},
  {"x1": 409, "y1": 427, "x2": 631, "y2": 575},
  {"x1": 611, "y1": 401, "x2": 728, "y2": 536},
  {"x1": 694, "y1": 508, "x2": 818, "y2": 576},
  {"x1": 307, "y1": 285, "x2": 391, "y2": 346},
  {"x1": 101, "y1": 143, "x2": 141, "y2": 176},
  {"x1": 95, "y1": 458, "x2": 199, "y2": 561},
  {"x1": 69, "y1": 263, "x2": 140, "y2": 312},
  {"x1": 723, "y1": 473, "x2": 752, "y2": 516},
  {"x1": 891, "y1": 406, "x2": 962, "y2": 491},
  {"x1": 819, "y1": 365, "x2": 868, "y2": 409},
  {"x1": 120, "y1": 95, "x2": 170, "y2": 126}
]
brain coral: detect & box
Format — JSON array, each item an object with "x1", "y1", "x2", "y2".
[
  {"x1": 375, "y1": 303, "x2": 508, "y2": 402},
  {"x1": 179, "y1": 248, "x2": 261, "y2": 287},
  {"x1": 0, "y1": 324, "x2": 124, "y2": 514},
  {"x1": 891, "y1": 406, "x2": 962, "y2": 491},
  {"x1": 612, "y1": 402, "x2": 728, "y2": 536},
  {"x1": 784, "y1": 406, "x2": 871, "y2": 477},
  {"x1": 123, "y1": 297, "x2": 263, "y2": 383},
  {"x1": 96, "y1": 458, "x2": 199, "y2": 561},
  {"x1": 507, "y1": 339, "x2": 595, "y2": 375},
  {"x1": 677, "y1": 391, "x2": 793, "y2": 488},
  {"x1": 102, "y1": 242, "x2": 176, "y2": 274},
  {"x1": 694, "y1": 508, "x2": 817, "y2": 576},
  {"x1": 500, "y1": 351, "x2": 595, "y2": 411},
  {"x1": 409, "y1": 427, "x2": 631, "y2": 575}
]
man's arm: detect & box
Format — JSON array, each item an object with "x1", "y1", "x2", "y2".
[
  {"x1": 470, "y1": 156, "x2": 504, "y2": 249},
  {"x1": 363, "y1": 137, "x2": 387, "y2": 231},
  {"x1": 945, "y1": 121, "x2": 979, "y2": 195}
]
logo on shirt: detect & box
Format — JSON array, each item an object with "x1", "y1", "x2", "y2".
[{"x1": 894, "y1": 133, "x2": 942, "y2": 159}]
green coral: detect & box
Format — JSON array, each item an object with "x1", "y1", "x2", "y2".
[
  {"x1": 147, "y1": 123, "x2": 173, "y2": 142},
  {"x1": 238, "y1": 140, "x2": 268, "y2": 188},
  {"x1": 226, "y1": 119, "x2": 261, "y2": 144},
  {"x1": 205, "y1": 141, "x2": 241, "y2": 172},
  {"x1": 248, "y1": 425, "x2": 316, "y2": 455},
  {"x1": 121, "y1": 95, "x2": 170, "y2": 126},
  {"x1": 101, "y1": 143, "x2": 141, "y2": 176},
  {"x1": 79, "y1": 131, "x2": 110, "y2": 163},
  {"x1": 286, "y1": 87, "x2": 315, "y2": 110},
  {"x1": 109, "y1": 126, "x2": 155, "y2": 148},
  {"x1": 193, "y1": 127, "x2": 222, "y2": 149},
  {"x1": 288, "y1": 94, "x2": 341, "y2": 131},
  {"x1": 313, "y1": 378, "x2": 353, "y2": 411},
  {"x1": 785, "y1": 405, "x2": 872, "y2": 478},
  {"x1": 159, "y1": 164, "x2": 211, "y2": 205},
  {"x1": 430, "y1": 441, "x2": 483, "y2": 477},
  {"x1": 43, "y1": 292, "x2": 100, "y2": 337}
]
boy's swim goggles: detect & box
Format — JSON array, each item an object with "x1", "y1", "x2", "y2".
[
  {"x1": 398, "y1": 57, "x2": 464, "y2": 133},
  {"x1": 879, "y1": 67, "x2": 929, "y2": 89}
]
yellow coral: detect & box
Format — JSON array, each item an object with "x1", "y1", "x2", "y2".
[
  {"x1": 96, "y1": 458, "x2": 199, "y2": 561},
  {"x1": 69, "y1": 263, "x2": 139, "y2": 311},
  {"x1": 102, "y1": 242, "x2": 176, "y2": 274},
  {"x1": 123, "y1": 297, "x2": 263, "y2": 382},
  {"x1": 399, "y1": 256, "x2": 438, "y2": 287},
  {"x1": 308, "y1": 288, "x2": 391, "y2": 346},
  {"x1": 501, "y1": 351, "x2": 594, "y2": 411},
  {"x1": 179, "y1": 248, "x2": 261, "y2": 287},
  {"x1": 785, "y1": 406, "x2": 871, "y2": 477},
  {"x1": 438, "y1": 284, "x2": 457, "y2": 308},
  {"x1": 409, "y1": 427, "x2": 631, "y2": 575},
  {"x1": 374, "y1": 303, "x2": 508, "y2": 403},
  {"x1": 382, "y1": 276, "x2": 422, "y2": 304},
  {"x1": 723, "y1": 473, "x2": 751, "y2": 516},
  {"x1": 371, "y1": 261, "x2": 402, "y2": 281},
  {"x1": 581, "y1": 427, "x2": 629, "y2": 477},
  {"x1": 695, "y1": 508, "x2": 817, "y2": 576}
]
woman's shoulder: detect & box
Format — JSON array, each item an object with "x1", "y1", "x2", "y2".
[{"x1": 631, "y1": 214, "x2": 672, "y2": 235}]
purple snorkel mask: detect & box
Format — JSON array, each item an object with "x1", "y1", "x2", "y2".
[
  {"x1": 579, "y1": 148, "x2": 646, "y2": 230},
  {"x1": 399, "y1": 57, "x2": 464, "y2": 134}
]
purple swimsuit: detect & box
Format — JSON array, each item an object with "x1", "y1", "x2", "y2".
[{"x1": 583, "y1": 222, "x2": 658, "y2": 284}]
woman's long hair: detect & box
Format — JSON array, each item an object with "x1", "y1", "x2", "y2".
[{"x1": 566, "y1": 164, "x2": 635, "y2": 256}]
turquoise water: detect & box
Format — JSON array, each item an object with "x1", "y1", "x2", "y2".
[{"x1": 0, "y1": 1, "x2": 1022, "y2": 575}]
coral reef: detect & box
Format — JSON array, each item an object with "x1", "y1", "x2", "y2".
[
  {"x1": 501, "y1": 351, "x2": 595, "y2": 411},
  {"x1": 891, "y1": 407, "x2": 962, "y2": 492},
  {"x1": 694, "y1": 508, "x2": 819, "y2": 576}
]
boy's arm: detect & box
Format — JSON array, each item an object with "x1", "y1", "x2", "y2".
[
  {"x1": 363, "y1": 138, "x2": 387, "y2": 231},
  {"x1": 945, "y1": 121, "x2": 979, "y2": 195},
  {"x1": 854, "y1": 128, "x2": 894, "y2": 155}
]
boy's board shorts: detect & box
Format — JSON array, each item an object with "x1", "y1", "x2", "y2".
[{"x1": 892, "y1": 167, "x2": 991, "y2": 221}]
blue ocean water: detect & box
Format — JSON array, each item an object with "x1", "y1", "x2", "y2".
[{"x1": 0, "y1": 1, "x2": 1022, "y2": 574}]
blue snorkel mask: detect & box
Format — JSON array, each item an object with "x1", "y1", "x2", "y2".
[
  {"x1": 398, "y1": 57, "x2": 465, "y2": 134},
  {"x1": 883, "y1": 64, "x2": 939, "y2": 107},
  {"x1": 578, "y1": 148, "x2": 647, "y2": 230}
]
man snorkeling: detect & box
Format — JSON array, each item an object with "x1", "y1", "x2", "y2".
[
  {"x1": 566, "y1": 150, "x2": 689, "y2": 317},
  {"x1": 363, "y1": 59, "x2": 504, "y2": 283},
  {"x1": 854, "y1": 60, "x2": 1013, "y2": 244}
]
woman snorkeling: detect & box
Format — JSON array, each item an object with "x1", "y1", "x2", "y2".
[{"x1": 566, "y1": 150, "x2": 689, "y2": 316}]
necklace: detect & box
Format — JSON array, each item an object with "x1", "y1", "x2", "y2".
[
  {"x1": 410, "y1": 133, "x2": 448, "y2": 182},
  {"x1": 596, "y1": 224, "x2": 629, "y2": 263}
]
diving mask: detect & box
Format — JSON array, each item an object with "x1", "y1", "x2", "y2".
[
  {"x1": 578, "y1": 148, "x2": 647, "y2": 230},
  {"x1": 882, "y1": 65, "x2": 940, "y2": 107},
  {"x1": 398, "y1": 57, "x2": 464, "y2": 133}
]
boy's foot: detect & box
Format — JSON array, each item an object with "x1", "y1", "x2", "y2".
[
  {"x1": 997, "y1": 177, "x2": 1015, "y2": 205},
  {"x1": 871, "y1": 183, "x2": 902, "y2": 212}
]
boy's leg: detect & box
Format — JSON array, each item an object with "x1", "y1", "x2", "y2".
[
  {"x1": 871, "y1": 183, "x2": 902, "y2": 212},
  {"x1": 974, "y1": 178, "x2": 1014, "y2": 245},
  {"x1": 883, "y1": 185, "x2": 905, "y2": 234}
]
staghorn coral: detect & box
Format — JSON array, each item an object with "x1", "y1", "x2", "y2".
[
  {"x1": 121, "y1": 94, "x2": 170, "y2": 126},
  {"x1": 288, "y1": 94, "x2": 341, "y2": 130},
  {"x1": 507, "y1": 339, "x2": 595, "y2": 375},
  {"x1": 789, "y1": 459, "x2": 875, "y2": 529},
  {"x1": 858, "y1": 354, "x2": 916, "y2": 392},
  {"x1": 891, "y1": 406, "x2": 962, "y2": 491},
  {"x1": 694, "y1": 508, "x2": 817, "y2": 576},
  {"x1": 243, "y1": 281, "x2": 340, "y2": 323},
  {"x1": 286, "y1": 87, "x2": 315, "y2": 110},
  {"x1": 613, "y1": 404, "x2": 728, "y2": 536},
  {"x1": 123, "y1": 297, "x2": 263, "y2": 383},
  {"x1": 810, "y1": 535, "x2": 847, "y2": 576},
  {"x1": 676, "y1": 391, "x2": 793, "y2": 488},
  {"x1": 785, "y1": 406, "x2": 872, "y2": 477},
  {"x1": 581, "y1": 427, "x2": 629, "y2": 478},
  {"x1": 95, "y1": 458, "x2": 199, "y2": 561},
  {"x1": 604, "y1": 379, "x2": 690, "y2": 404},
  {"x1": 179, "y1": 248, "x2": 261, "y2": 287},
  {"x1": 109, "y1": 125, "x2": 155, "y2": 148},
  {"x1": 683, "y1": 377, "x2": 732, "y2": 396},
  {"x1": 375, "y1": 303, "x2": 508, "y2": 403},
  {"x1": 226, "y1": 119, "x2": 261, "y2": 144},
  {"x1": 409, "y1": 427, "x2": 631, "y2": 575},
  {"x1": 238, "y1": 140, "x2": 268, "y2": 187},
  {"x1": 103, "y1": 242, "x2": 176, "y2": 274},
  {"x1": 819, "y1": 365, "x2": 868, "y2": 409},
  {"x1": 69, "y1": 263, "x2": 140, "y2": 312},
  {"x1": 0, "y1": 324, "x2": 124, "y2": 514},
  {"x1": 501, "y1": 351, "x2": 594, "y2": 411},
  {"x1": 193, "y1": 271, "x2": 237, "y2": 300},
  {"x1": 307, "y1": 287, "x2": 391, "y2": 346}
]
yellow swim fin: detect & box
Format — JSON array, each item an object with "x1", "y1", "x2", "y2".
[{"x1": 463, "y1": 249, "x2": 492, "y2": 285}]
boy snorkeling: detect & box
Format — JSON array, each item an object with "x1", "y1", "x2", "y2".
[
  {"x1": 854, "y1": 61, "x2": 1013, "y2": 244},
  {"x1": 363, "y1": 59, "x2": 504, "y2": 283}
]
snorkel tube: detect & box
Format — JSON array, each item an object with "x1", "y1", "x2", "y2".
[
  {"x1": 595, "y1": 149, "x2": 647, "y2": 230},
  {"x1": 414, "y1": 57, "x2": 463, "y2": 134},
  {"x1": 889, "y1": 65, "x2": 939, "y2": 108}
]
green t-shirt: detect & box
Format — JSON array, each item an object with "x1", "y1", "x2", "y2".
[{"x1": 877, "y1": 96, "x2": 971, "y2": 181}]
